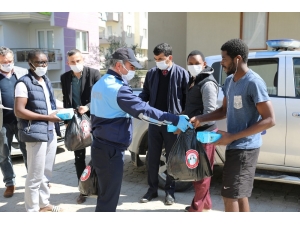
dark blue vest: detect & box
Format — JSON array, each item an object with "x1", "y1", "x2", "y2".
[{"x1": 16, "y1": 71, "x2": 60, "y2": 142}]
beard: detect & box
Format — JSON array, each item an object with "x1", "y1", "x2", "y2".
[{"x1": 224, "y1": 61, "x2": 236, "y2": 76}]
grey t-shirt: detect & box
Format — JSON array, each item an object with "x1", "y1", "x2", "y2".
[{"x1": 222, "y1": 69, "x2": 270, "y2": 150}]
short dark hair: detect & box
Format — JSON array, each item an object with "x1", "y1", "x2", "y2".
[
  {"x1": 153, "y1": 43, "x2": 172, "y2": 56},
  {"x1": 67, "y1": 49, "x2": 82, "y2": 57},
  {"x1": 187, "y1": 50, "x2": 205, "y2": 62},
  {"x1": 221, "y1": 39, "x2": 249, "y2": 63},
  {"x1": 27, "y1": 50, "x2": 47, "y2": 62}
]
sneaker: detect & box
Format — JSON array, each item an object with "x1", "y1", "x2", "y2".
[
  {"x1": 184, "y1": 206, "x2": 190, "y2": 212},
  {"x1": 140, "y1": 191, "x2": 158, "y2": 203}
]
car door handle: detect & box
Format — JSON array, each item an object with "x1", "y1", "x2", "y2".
[{"x1": 292, "y1": 112, "x2": 300, "y2": 117}]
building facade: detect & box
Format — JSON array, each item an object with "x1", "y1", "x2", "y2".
[
  {"x1": 148, "y1": 12, "x2": 300, "y2": 69},
  {"x1": 0, "y1": 12, "x2": 100, "y2": 85},
  {"x1": 99, "y1": 12, "x2": 148, "y2": 69}
]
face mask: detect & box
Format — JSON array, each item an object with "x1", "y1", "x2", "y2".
[
  {"x1": 121, "y1": 65, "x2": 135, "y2": 81},
  {"x1": 188, "y1": 65, "x2": 203, "y2": 77},
  {"x1": 34, "y1": 67, "x2": 48, "y2": 77},
  {"x1": 0, "y1": 63, "x2": 14, "y2": 73},
  {"x1": 70, "y1": 64, "x2": 84, "y2": 73},
  {"x1": 156, "y1": 59, "x2": 169, "y2": 70}
]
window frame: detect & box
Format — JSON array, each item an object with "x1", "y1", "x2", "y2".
[
  {"x1": 127, "y1": 26, "x2": 132, "y2": 38},
  {"x1": 240, "y1": 12, "x2": 269, "y2": 50},
  {"x1": 76, "y1": 30, "x2": 89, "y2": 53},
  {"x1": 36, "y1": 29, "x2": 54, "y2": 49}
]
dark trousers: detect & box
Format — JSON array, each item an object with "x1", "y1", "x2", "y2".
[
  {"x1": 0, "y1": 122, "x2": 27, "y2": 186},
  {"x1": 74, "y1": 148, "x2": 86, "y2": 180},
  {"x1": 91, "y1": 142, "x2": 124, "y2": 212},
  {"x1": 147, "y1": 124, "x2": 177, "y2": 196},
  {"x1": 188, "y1": 143, "x2": 215, "y2": 212}
]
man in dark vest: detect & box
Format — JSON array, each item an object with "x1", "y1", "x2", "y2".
[
  {"x1": 139, "y1": 43, "x2": 189, "y2": 205},
  {"x1": 175, "y1": 50, "x2": 219, "y2": 212},
  {"x1": 0, "y1": 46, "x2": 28, "y2": 198},
  {"x1": 60, "y1": 49, "x2": 101, "y2": 204},
  {"x1": 14, "y1": 50, "x2": 63, "y2": 212}
]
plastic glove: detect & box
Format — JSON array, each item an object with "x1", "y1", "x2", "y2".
[{"x1": 176, "y1": 115, "x2": 194, "y2": 132}]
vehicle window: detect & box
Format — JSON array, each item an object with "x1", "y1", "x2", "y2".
[
  {"x1": 212, "y1": 58, "x2": 279, "y2": 97},
  {"x1": 211, "y1": 62, "x2": 222, "y2": 85},
  {"x1": 248, "y1": 58, "x2": 278, "y2": 97},
  {"x1": 293, "y1": 58, "x2": 300, "y2": 97}
]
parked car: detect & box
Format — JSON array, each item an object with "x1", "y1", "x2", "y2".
[{"x1": 128, "y1": 39, "x2": 300, "y2": 192}]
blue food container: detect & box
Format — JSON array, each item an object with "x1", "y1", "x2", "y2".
[
  {"x1": 167, "y1": 124, "x2": 178, "y2": 132},
  {"x1": 56, "y1": 108, "x2": 74, "y2": 120},
  {"x1": 196, "y1": 131, "x2": 222, "y2": 143}
]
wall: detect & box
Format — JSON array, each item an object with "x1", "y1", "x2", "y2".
[
  {"x1": 268, "y1": 12, "x2": 300, "y2": 40},
  {"x1": 149, "y1": 12, "x2": 300, "y2": 69},
  {"x1": 186, "y1": 12, "x2": 240, "y2": 59},
  {"x1": 148, "y1": 12, "x2": 187, "y2": 69},
  {"x1": 0, "y1": 21, "x2": 30, "y2": 48}
]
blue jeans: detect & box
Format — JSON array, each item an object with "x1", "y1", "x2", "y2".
[{"x1": 0, "y1": 122, "x2": 27, "y2": 186}]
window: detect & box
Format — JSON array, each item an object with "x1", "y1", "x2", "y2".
[
  {"x1": 127, "y1": 26, "x2": 132, "y2": 38},
  {"x1": 248, "y1": 59, "x2": 278, "y2": 96},
  {"x1": 241, "y1": 12, "x2": 268, "y2": 50},
  {"x1": 215, "y1": 58, "x2": 279, "y2": 96},
  {"x1": 76, "y1": 30, "x2": 88, "y2": 52},
  {"x1": 293, "y1": 58, "x2": 300, "y2": 97},
  {"x1": 37, "y1": 30, "x2": 54, "y2": 49},
  {"x1": 143, "y1": 29, "x2": 147, "y2": 38}
]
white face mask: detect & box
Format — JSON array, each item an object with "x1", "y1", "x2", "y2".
[
  {"x1": 121, "y1": 65, "x2": 135, "y2": 81},
  {"x1": 156, "y1": 60, "x2": 169, "y2": 70},
  {"x1": 70, "y1": 64, "x2": 84, "y2": 73},
  {"x1": 188, "y1": 65, "x2": 203, "y2": 77},
  {"x1": 34, "y1": 67, "x2": 48, "y2": 77},
  {"x1": 0, "y1": 63, "x2": 14, "y2": 73}
]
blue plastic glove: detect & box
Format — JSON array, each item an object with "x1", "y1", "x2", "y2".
[{"x1": 176, "y1": 115, "x2": 194, "y2": 132}]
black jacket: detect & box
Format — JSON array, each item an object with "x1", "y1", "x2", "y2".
[
  {"x1": 138, "y1": 63, "x2": 189, "y2": 115},
  {"x1": 60, "y1": 66, "x2": 101, "y2": 123}
]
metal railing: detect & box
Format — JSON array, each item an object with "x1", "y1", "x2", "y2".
[{"x1": 10, "y1": 48, "x2": 62, "y2": 63}]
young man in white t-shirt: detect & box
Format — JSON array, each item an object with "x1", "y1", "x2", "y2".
[{"x1": 14, "y1": 50, "x2": 63, "y2": 212}]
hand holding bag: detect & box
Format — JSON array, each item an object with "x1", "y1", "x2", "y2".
[
  {"x1": 64, "y1": 112, "x2": 93, "y2": 151},
  {"x1": 167, "y1": 128, "x2": 213, "y2": 181}
]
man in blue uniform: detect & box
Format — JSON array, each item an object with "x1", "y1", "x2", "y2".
[{"x1": 90, "y1": 47, "x2": 192, "y2": 212}]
